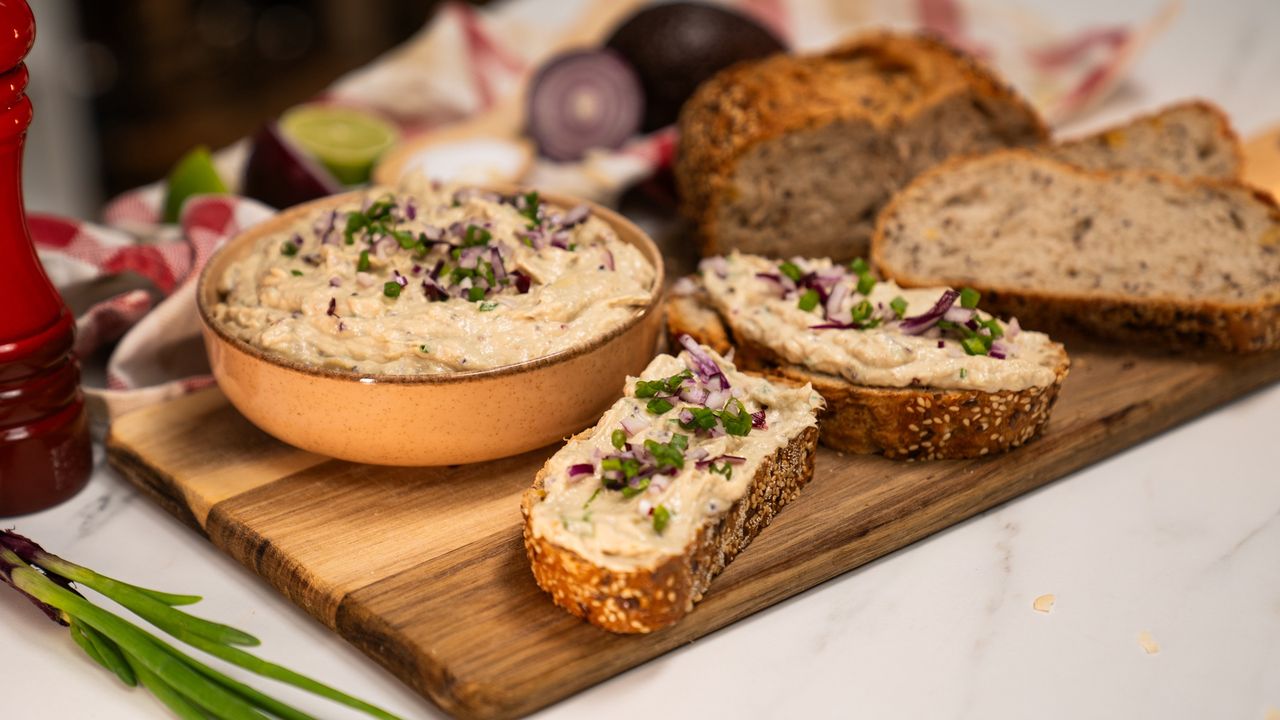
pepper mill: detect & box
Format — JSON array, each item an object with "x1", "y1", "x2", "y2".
[{"x1": 0, "y1": 0, "x2": 92, "y2": 516}]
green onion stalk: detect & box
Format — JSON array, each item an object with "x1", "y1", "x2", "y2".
[{"x1": 0, "y1": 530, "x2": 401, "y2": 720}]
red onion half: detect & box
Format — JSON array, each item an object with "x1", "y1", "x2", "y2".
[{"x1": 527, "y1": 49, "x2": 644, "y2": 162}]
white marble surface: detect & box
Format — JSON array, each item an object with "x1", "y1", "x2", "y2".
[{"x1": 7, "y1": 0, "x2": 1280, "y2": 718}]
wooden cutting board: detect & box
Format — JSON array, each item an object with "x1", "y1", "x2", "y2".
[{"x1": 105, "y1": 339, "x2": 1280, "y2": 719}]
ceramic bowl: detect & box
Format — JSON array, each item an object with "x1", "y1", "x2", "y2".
[{"x1": 197, "y1": 188, "x2": 664, "y2": 466}]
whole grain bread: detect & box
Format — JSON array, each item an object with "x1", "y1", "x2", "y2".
[
  {"x1": 522, "y1": 423, "x2": 818, "y2": 633},
  {"x1": 1047, "y1": 100, "x2": 1242, "y2": 180},
  {"x1": 871, "y1": 150, "x2": 1280, "y2": 352},
  {"x1": 666, "y1": 287, "x2": 1070, "y2": 460},
  {"x1": 676, "y1": 32, "x2": 1047, "y2": 262}
]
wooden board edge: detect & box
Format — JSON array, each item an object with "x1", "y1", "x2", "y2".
[{"x1": 105, "y1": 434, "x2": 206, "y2": 534}]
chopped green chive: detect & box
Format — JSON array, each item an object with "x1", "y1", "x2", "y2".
[
  {"x1": 478, "y1": 301, "x2": 498, "y2": 312},
  {"x1": 418, "y1": 345, "x2": 430, "y2": 353},
  {"x1": 357, "y1": 250, "x2": 371, "y2": 272},
  {"x1": 959, "y1": 368, "x2": 968, "y2": 379},
  {"x1": 519, "y1": 191, "x2": 541, "y2": 228},
  {"x1": 611, "y1": 429, "x2": 627, "y2": 450},
  {"x1": 677, "y1": 407, "x2": 719, "y2": 431},
  {"x1": 890, "y1": 296, "x2": 908, "y2": 318},
  {"x1": 583, "y1": 487, "x2": 601, "y2": 509},
  {"x1": 980, "y1": 317, "x2": 1003, "y2": 338},
  {"x1": 646, "y1": 397, "x2": 674, "y2": 415},
  {"x1": 797, "y1": 289, "x2": 821, "y2": 312},
  {"x1": 778, "y1": 261, "x2": 803, "y2": 282},
  {"x1": 652, "y1": 505, "x2": 671, "y2": 534},
  {"x1": 467, "y1": 286, "x2": 486, "y2": 302},
  {"x1": 280, "y1": 242, "x2": 298, "y2": 257},
  {"x1": 644, "y1": 436, "x2": 687, "y2": 470},
  {"x1": 960, "y1": 287, "x2": 981, "y2": 309},
  {"x1": 634, "y1": 370, "x2": 691, "y2": 398},
  {"x1": 290, "y1": 269, "x2": 303, "y2": 277},
  {"x1": 856, "y1": 273, "x2": 876, "y2": 295},
  {"x1": 383, "y1": 282, "x2": 402, "y2": 298},
  {"x1": 851, "y1": 299, "x2": 874, "y2": 324},
  {"x1": 709, "y1": 463, "x2": 733, "y2": 481},
  {"x1": 621, "y1": 477, "x2": 651, "y2": 499},
  {"x1": 960, "y1": 335, "x2": 989, "y2": 355},
  {"x1": 849, "y1": 258, "x2": 870, "y2": 275},
  {"x1": 463, "y1": 225, "x2": 492, "y2": 247},
  {"x1": 392, "y1": 229, "x2": 417, "y2": 249}
]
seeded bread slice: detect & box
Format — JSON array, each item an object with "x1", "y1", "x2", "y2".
[
  {"x1": 871, "y1": 150, "x2": 1280, "y2": 352},
  {"x1": 522, "y1": 423, "x2": 818, "y2": 633},
  {"x1": 676, "y1": 32, "x2": 1047, "y2": 262},
  {"x1": 666, "y1": 287, "x2": 1070, "y2": 460},
  {"x1": 1047, "y1": 100, "x2": 1242, "y2": 180}
]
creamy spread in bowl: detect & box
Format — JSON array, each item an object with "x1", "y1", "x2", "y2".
[
  {"x1": 700, "y1": 252, "x2": 1062, "y2": 392},
  {"x1": 213, "y1": 182, "x2": 656, "y2": 375}
]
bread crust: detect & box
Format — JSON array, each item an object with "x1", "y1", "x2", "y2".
[
  {"x1": 666, "y1": 285, "x2": 1070, "y2": 460},
  {"x1": 870, "y1": 149, "x2": 1280, "y2": 353},
  {"x1": 521, "y1": 424, "x2": 819, "y2": 634},
  {"x1": 675, "y1": 31, "x2": 1048, "y2": 259}
]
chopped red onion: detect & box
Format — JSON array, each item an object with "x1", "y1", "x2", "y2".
[
  {"x1": 678, "y1": 408, "x2": 695, "y2": 424},
  {"x1": 678, "y1": 333, "x2": 730, "y2": 390},
  {"x1": 512, "y1": 271, "x2": 532, "y2": 294},
  {"x1": 601, "y1": 248, "x2": 615, "y2": 271},
  {"x1": 392, "y1": 269, "x2": 407, "y2": 288},
  {"x1": 328, "y1": 277, "x2": 341, "y2": 288},
  {"x1": 899, "y1": 289, "x2": 959, "y2": 335},
  {"x1": 567, "y1": 463, "x2": 594, "y2": 478},
  {"x1": 990, "y1": 340, "x2": 1012, "y2": 359},
  {"x1": 490, "y1": 248, "x2": 508, "y2": 283},
  {"x1": 563, "y1": 204, "x2": 590, "y2": 227},
  {"x1": 620, "y1": 415, "x2": 650, "y2": 435},
  {"x1": 699, "y1": 256, "x2": 729, "y2": 278},
  {"x1": 943, "y1": 307, "x2": 975, "y2": 324},
  {"x1": 686, "y1": 447, "x2": 709, "y2": 461},
  {"x1": 458, "y1": 245, "x2": 485, "y2": 269},
  {"x1": 355, "y1": 271, "x2": 376, "y2": 288},
  {"x1": 671, "y1": 276, "x2": 698, "y2": 297},
  {"x1": 937, "y1": 340, "x2": 945, "y2": 348},
  {"x1": 1006, "y1": 317, "x2": 1021, "y2": 338},
  {"x1": 422, "y1": 278, "x2": 447, "y2": 301},
  {"x1": 373, "y1": 236, "x2": 396, "y2": 259},
  {"x1": 326, "y1": 298, "x2": 337, "y2": 317},
  {"x1": 825, "y1": 281, "x2": 849, "y2": 320},
  {"x1": 679, "y1": 385, "x2": 709, "y2": 405},
  {"x1": 751, "y1": 410, "x2": 767, "y2": 429},
  {"x1": 704, "y1": 388, "x2": 729, "y2": 410}
]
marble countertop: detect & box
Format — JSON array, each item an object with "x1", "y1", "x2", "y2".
[{"x1": 8, "y1": 0, "x2": 1280, "y2": 717}]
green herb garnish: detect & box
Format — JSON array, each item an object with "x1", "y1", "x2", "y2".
[
  {"x1": 418, "y1": 345, "x2": 430, "y2": 353},
  {"x1": 959, "y1": 287, "x2": 981, "y2": 309},
  {"x1": 611, "y1": 429, "x2": 627, "y2": 450},
  {"x1": 890, "y1": 296, "x2": 908, "y2": 318},
  {"x1": 383, "y1": 282, "x2": 402, "y2": 299},
  {"x1": 779, "y1": 261, "x2": 803, "y2": 282},
  {"x1": 959, "y1": 368, "x2": 968, "y2": 379},
  {"x1": 857, "y1": 274, "x2": 876, "y2": 295},
  {"x1": 646, "y1": 397, "x2": 674, "y2": 415},
  {"x1": 960, "y1": 335, "x2": 989, "y2": 356},
  {"x1": 467, "y1": 286, "x2": 486, "y2": 302},
  {"x1": 645, "y1": 435, "x2": 688, "y2": 471},
  {"x1": 584, "y1": 487, "x2": 602, "y2": 508},
  {"x1": 849, "y1": 258, "x2": 870, "y2": 275},
  {"x1": 652, "y1": 505, "x2": 671, "y2": 534},
  {"x1": 463, "y1": 224, "x2": 492, "y2": 247},
  {"x1": 478, "y1": 301, "x2": 498, "y2": 312},
  {"x1": 518, "y1": 191, "x2": 541, "y2": 229},
  {"x1": 718, "y1": 398, "x2": 753, "y2": 437},
  {"x1": 851, "y1": 299, "x2": 874, "y2": 324},
  {"x1": 290, "y1": 269, "x2": 303, "y2": 277},
  {"x1": 708, "y1": 463, "x2": 733, "y2": 481},
  {"x1": 797, "y1": 289, "x2": 821, "y2": 312},
  {"x1": 280, "y1": 242, "x2": 298, "y2": 257},
  {"x1": 357, "y1": 250, "x2": 371, "y2": 272},
  {"x1": 634, "y1": 370, "x2": 692, "y2": 398},
  {"x1": 621, "y1": 477, "x2": 651, "y2": 499},
  {"x1": 677, "y1": 407, "x2": 719, "y2": 431}
]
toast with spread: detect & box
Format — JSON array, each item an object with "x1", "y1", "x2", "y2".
[
  {"x1": 871, "y1": 150, "x2": 1280, "y2": 352},
  {"x1": 667, "y1": 253, "x2": 1070, "y2": 460},
  {"x1": 522, "y1": 340, "x2": 822, "y2": 633}
]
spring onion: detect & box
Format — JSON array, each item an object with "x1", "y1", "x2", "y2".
[{"x1": 0, "y1": 530, "x2": 400, "y2": 720}]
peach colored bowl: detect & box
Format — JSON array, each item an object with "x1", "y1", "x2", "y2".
[{"x1": 197, "y1": 188, "x2": 664, "y2": 466}]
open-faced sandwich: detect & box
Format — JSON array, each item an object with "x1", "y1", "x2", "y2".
[
  {"x1": 521, "y1": 339, "x2": 823, "y2": 633},
  {"x1": 668, "y1": 253, "x2": 1070, "y2": 460}
]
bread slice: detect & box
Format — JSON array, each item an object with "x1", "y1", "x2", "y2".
[
  {"x1": 667, "y1": 274, "x2": 1070, "y2": 461},
  {"x1": 1047, "y1": 100, "x2": 1241, "y2": 180},
  {"x1": 522, "y1": 347, "x2": 822, "y2": 633},
  {"x1": 676, "y1": 32, "x2": 1047, "y2": 262},
  {"x1": 871, "y1": 150, "x2": 1280, "y2": 352}
]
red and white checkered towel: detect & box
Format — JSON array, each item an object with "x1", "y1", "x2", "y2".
[{"x1": 31, "y1": 0, "x2": 1175, "y2": 420}]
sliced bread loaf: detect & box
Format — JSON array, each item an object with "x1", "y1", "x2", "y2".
[
  {"x1": 676, "y1": 32, "x2": 1047, "y2": 262},
  {"x1": 522, "y1": 342, "x2": 822, "y2": 633},
  {"x1": 667, "y1": 254, "x2": 1070, "y2": 460},
  {"x1": 1047, "y1": 100, "x2": 1241, "y2": 180},
  {"x1": 872, "y1": 150, "x2": 1280, "y2": 352}
]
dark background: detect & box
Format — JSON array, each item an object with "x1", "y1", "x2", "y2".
[{"x1": 73, "y1": 0, "x2": 485, "y2": 196}]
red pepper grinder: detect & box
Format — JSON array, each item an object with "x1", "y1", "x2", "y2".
[{"x1": 0, "y1": 0, "x2": 92, "y2": 516}]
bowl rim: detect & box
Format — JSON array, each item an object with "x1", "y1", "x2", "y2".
[{"x1": 196, "y1": 185, "x2": 666, "y2": 386}]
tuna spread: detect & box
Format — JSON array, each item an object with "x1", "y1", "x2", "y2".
[
  {"x1": 528, "y1": 341, "x2": 822, "y2": 571},
  {"x1": 213, "y1": 183, "x2": 655, "y2": 374},
  {"x1": 700, "y1": 252, "x2": 1061, "y2": 392}
]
